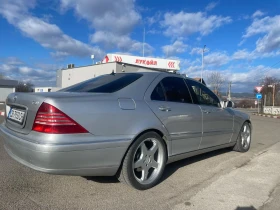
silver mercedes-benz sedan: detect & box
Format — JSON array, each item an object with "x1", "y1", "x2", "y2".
[{"x1": 0, "y1": 72, "x2": 252, "y2": 190}]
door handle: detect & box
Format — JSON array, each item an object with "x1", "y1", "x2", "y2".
[
  {"x1": 202, "y1": 110, "x2": 211, "y2": 114},
  {"x1": 159, "y1": 106, "x2": 171, "y2": 112}
]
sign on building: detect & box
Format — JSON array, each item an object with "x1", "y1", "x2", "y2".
[{"x1": 102, "y1": 54, "x2": 180, "y2": 70}]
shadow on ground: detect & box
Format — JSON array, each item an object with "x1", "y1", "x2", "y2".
[
  {"x1": 83, "y1": 176, "x2": 119, "y2": 183},
  {"x1": 235, "y1": 206, "x2": 257, "y2": 210},
  {"x1": 83, "y1": 148, "x2": 232, "y2": 184}
]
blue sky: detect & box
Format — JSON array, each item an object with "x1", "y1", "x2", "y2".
[{"x1": 0, "y1": 0, "x2": 280, "y2": 92}]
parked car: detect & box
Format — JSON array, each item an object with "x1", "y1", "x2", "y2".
[{"x1": 0, "y1": 72, "x2": 252, "y2": 190}]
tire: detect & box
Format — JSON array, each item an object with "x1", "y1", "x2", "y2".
[
  {"x1": 233, "y1": 122, "x2": 251, "y2": 152},
  {"x1": 117, "y1": 132, "x2": 167, "y2": 190}
]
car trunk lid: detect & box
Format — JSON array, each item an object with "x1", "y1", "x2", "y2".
[{"x1": 5, "y1": 92, "x2": 106, "y2": 134}]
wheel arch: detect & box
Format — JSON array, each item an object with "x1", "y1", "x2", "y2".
[{"x1": 116, "y1": 128, "x2": 169, "y2": 176}]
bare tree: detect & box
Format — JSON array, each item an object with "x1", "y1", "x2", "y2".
[
  {"x1": 16, "y1": 82, "x2": 34, "y2": 92},
  {"x1": 0, "y1": 73, "x2": 5, "y2": 79},
  {"x1": 236, "y1": 99, "x2": 255, "y2": 108},
  {"x1": 256, "y1": 77, "x2": 280, "y2": 106},
  {"x1": 207, "y1": 71, "x2": 225, "y2": 96}
]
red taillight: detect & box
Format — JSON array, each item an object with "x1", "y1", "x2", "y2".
[{"x1": 32, "y1": 103, "x2": 88, "y2": 134}]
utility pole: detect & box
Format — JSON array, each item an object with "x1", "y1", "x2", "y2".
[
  {"x1": 143, "y1": 27, "x2": 145, "y2": 57},
  {"x1": 201, "y1": 45, "x2": 206, "y2": 83},
  {"x1": 227, "y1": 81, "x2": 232, "y2": 101},
  {"x1": 273, "y1": 84, "x2": 275, "y2": 107},
  {"x1": 268, "y1": 84, "x2": 276, "y2": 107}
]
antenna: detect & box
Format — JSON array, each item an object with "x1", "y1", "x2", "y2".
[{"x1": 143, "y1": 27, "x2": 145, "y2": 57}]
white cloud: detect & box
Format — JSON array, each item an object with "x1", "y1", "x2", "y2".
[
  {"x1": 232, "y1": 49, "x2": 280, "y2": 60},
  {"x1": 185, "y1": 65, "x2": 201, "y2": 73},
  {"x1": 50, "y1": 51, "x2": 70, "y2": 59},
  {"x1": 90, "y1": 31, "x2": 154, "y2": 55},
  {"x1": 255, "y1": 30, "x2": 280, "y2": 53},
  {"x1": 242, "y1": 15, "x2": 280, "y2": 53},
  {"x1": 0, "y1": 0, "x2": 104, "y2": 59},
  {"x1": 59, "y1": 0, "x2": 151, "y2": 54},
  {"x1": 238, "y1": 15, "x2": 250, "y2": 21},
  {"x1": 182, "y1": 65, "x2": 280, "y2": 92},
  {"x1": 204, "y1": 52, "x2": 230, "y2": 66},
  {"x1": 147, "y1": 29, "x2": 161, "y2": 35},
  {"x1": 232, "y1": 49, "x2": 252, "y2": 60},
  {"x1": 190, "y1": 47, "x2": 210, "y2": 55},
  {"x1": 0, "y1": 56, "x2": 61, "y2": 85},
  {"x1": 19, "y1": 66, "x2": 33, "y2": 74},
  {"x1": 252, "y1": 10, "x2": 265, "y2": 18},
  {"x1": 205, "y1": 2, "x2": 218, "y2": 11},
  {"x1": 190, "y1": 48, "x2": 202, "y2": 55},
  {"x1": 162, "y1": 11, "x2": 232, "y2": 38},
  {"x1": 0, "y1": 57, "x2": 23, "y2": 65},
  {"x1": 146, "y1": 12, "x2": 161, "y2": 26},
  {"x1": 162, "y1": 40, "x2": 187, "y2": 56},
  {"x1": 60, "y1": 0, "x2": 141, "y2": 35},
  {"x1": 0, "y1": 63, "x2": 56, "y2": 82}
]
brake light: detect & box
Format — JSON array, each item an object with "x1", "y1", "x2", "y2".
[{"x1": 32, "y1": 102, "x2": 88, "y2": 134}]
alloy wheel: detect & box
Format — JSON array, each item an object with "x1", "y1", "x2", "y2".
[
  {"x1": 132, "y1": 138, "x2": 165, "y2": 185},
  {"x1": 240, "y1": 124, "x2": 251, "y2": 149}
]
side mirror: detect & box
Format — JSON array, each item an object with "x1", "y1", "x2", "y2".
[{"x1": 226, "y1": 100, "x2": 235, "y2": 108}]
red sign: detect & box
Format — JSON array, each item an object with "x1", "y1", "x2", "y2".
[
  {"x1": 135, "y1": 59, "x2": 157, "y2": 66},
  {"x1": 103, "y1": 55, "x2": 109, "y2": 63},
  {"x1": 114, "y1": 56, "x2": 122, "y2": 62},
  {"x1": 168, "y1": 61, "x2": 175, "y2": 68},
  {"x1": 255, "y1": 86, "x2": 263, "y2": 93}
]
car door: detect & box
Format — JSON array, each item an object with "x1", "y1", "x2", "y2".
[
  {"x1": 185, "y1": 79, "x2": 234, "y2": 149},
  {"x1": 145, "y1": 75, "x2": 202, "y2": 155}
]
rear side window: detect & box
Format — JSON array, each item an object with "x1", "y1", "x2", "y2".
[
  {"x1": 158, "y1": 77, "x2": 193, "y2": 103},
  {"x1": 60, "y1": 73, "x2": 142, "y2": 93}
]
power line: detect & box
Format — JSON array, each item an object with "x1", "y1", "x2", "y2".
[
  {"x1": 259, "y1": 59, "x2": 280, "y2": 82},
  {"x1": 270, "y1": 59, "x2": 280, "y2": 68}
]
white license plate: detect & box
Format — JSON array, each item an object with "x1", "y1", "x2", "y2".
[{"x1": 8, "y1": 109, "x2": 25, "y2": 123}]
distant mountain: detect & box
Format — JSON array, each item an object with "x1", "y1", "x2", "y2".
[{"x1": 220, "y1": 92, "x2": 254, "y2": 98}]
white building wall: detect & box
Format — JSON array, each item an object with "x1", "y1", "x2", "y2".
[
  {"x1": 264, "y1": 106, "x2": 280, "y2": 115},
  {"x1": 60, "y1": 63, "x2": 117, "y2": 88},
  {"x1": 0, "y1": 87, "x2": 14, "y2": 102},
  {"x1": 116, "y1": 64, "x2": 158, "y2": 73},
  {"x1": 57, "y1": 62, "x2": 161, "y2": 89}
]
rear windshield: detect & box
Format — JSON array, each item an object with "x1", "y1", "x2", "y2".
[{"x1": 60, "y1": 73, "x2": 143, "y2": 93}]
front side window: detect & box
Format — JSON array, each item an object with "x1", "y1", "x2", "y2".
[
  {"x1": 157, "y1": 77, "x2": 193, "y2": 103},
  {"x1": 60, "y1": 73, "x2": 142, "y2": 93},
  {"x1": 186, "y1": 79, "x2": 220, "y2": 107}
]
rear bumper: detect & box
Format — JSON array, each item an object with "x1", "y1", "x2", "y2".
[{"x1": 0, "y1": 123, "x2": 132, "y2": 176}]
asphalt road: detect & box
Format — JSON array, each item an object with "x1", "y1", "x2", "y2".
[{"x1": 0, "y1": 114, "x2": 280, "y2": 210}]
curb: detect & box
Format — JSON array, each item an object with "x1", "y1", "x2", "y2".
[{"x1": 252, "y1": 113, "x2": 280, "y2": 119}]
